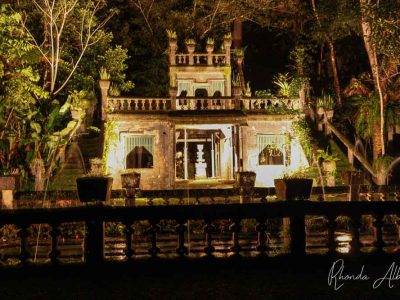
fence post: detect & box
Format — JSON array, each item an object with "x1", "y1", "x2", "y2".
[
  {"x1": 85, "y1": 214, "x2": 104, "y2": 264},
  {"x1": 289, "y1": 204, "x2": 306, "y2": 256}
]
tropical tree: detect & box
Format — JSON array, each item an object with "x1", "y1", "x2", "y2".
[{"x1": 15, "y1": 0, "x2": 116, "y2": 96}]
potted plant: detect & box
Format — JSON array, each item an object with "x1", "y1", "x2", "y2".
[
  {"x1": 233, "y1": 48, "x2": 244, "y2": 65},
  {"x1": 206, "y1": 38, "x2": 214, "y2": 53},
  {"x1": 185, "y1": 38, "x2": 196, "y2": 53},
  {"x1": 274, "y1": 168, "x2": 313, "y2": 200},
  {"x1": 317, "y1": 149, "x2": 340, "y2": 186},
  {"x1": 76, "y1": 158, "x2": 113, "y2": 203},
  {"x1": 316, "y1": 93, "x2": 335, "y2": 118},
  {"x1": 99, "y1": 67, "x2": 111, "y2": 90},
  {"x1": 223, "y1": 33, "x2": 232, "y2": 47},
  {"x1": 166, "y1": 29, "x2": 177, "y2": 46}
]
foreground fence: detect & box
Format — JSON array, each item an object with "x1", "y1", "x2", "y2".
[{"x1": 1, "y1": 200, "x2": 400, "y2": 266}]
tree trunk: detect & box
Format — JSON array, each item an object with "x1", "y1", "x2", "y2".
[
  {"x1": 326, "y1": 37, "x2": 342, "y2": 107},
  {"x1": 372, "y1": 121, "x2": 382, "y2": 160},
  {"x1": 310, "y1": 0, "x2": 342, "y2": 107},
  {"x1": 360, "y1": 0, "x2": 386, "y2": 156}
]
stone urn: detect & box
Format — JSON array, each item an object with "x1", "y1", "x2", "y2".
[
  {"x1": 236, "y1": 171, "x2": 256, "y2": 203},
  {"x1": 168, "y1": 38, "x2": 177, "y2": 48},
  {"x1": 186, "y1": 43, "x2": 196, "y2": 54},
  {"x1": 325, "y1": 109, "x2": 334, "y2": 120},
  {"x1": 121, "y1": 172, "x2": 141, "y2": 190},
  {"x1": 206, "y1": 43, "x2": 214, "y2": 53},
  {"x1": 322, "y1": 160, "x2": 336, "y2": 186},
  {"x1": 99, "y1": 79, "x2": 111, "y2": 90},
  {"x1": 121, "y1": 171, "x2": 140, "y2": 205},
  {"x1": 274, "y1": 179, "x2": 313, "y2": 201}
]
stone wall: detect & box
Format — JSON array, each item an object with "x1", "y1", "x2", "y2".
[
  {"x1": 241, "y1": 120, "x2": 309, "y2": 187},
  {"x1": 107, "y1": 119, "x2": 175, "y2": 190}
]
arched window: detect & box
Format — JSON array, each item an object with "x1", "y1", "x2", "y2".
[
  {"x1": 259, "y1": 145, "x2": 284, "y2": 165},
  {"x1": 179, "y1": 90, "x2": 187, "y2": 97},
  {"x1": 195, "y1": 88, "x2": 208, "y2": 97},
  {"x1": 213, "y1": 91, "x2": 222, "y2": 97},
  {"x1": 257, "y1": 135, "x2": 286, "y2": 166},
  {"x1": 125, "y1": 136, "x2": 154, "y2": 168}
]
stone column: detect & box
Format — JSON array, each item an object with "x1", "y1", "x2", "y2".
[
  {"x1": 224, "y1": 38, "x2": 232, "y2": 65},
  {"x1": 169, "y1": 39, "x2": 177, "y2": 66},
  {"x1": 30, "y1": 158, "x2": 45, "y2": 191},
  {"x1": 99, "y1": 80, "x2": 110, "y2": 122},
  {"x1": 0, "y1": 175, "x2": 20, "y2": 209}
]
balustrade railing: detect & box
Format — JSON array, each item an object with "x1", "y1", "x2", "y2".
[
  {"x1": 1, "y1": 200, "x2": 400, "y2": 266},
  {"x1": 175, "y1": 53, "x2": 227, "y2": 66},
  {"x1": 108, "y1": 97, "x2": 300, "y2": 113}
]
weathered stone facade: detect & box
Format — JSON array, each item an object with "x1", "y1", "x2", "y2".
[{"x1": 103, "y1": 34, "x2": 308, "y2": 190}]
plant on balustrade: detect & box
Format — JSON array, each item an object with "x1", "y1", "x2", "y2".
[
  {"x1": 316, "y1": 93, "x2": 335, "y2": 110},
  {"x1": 166, "y1": 29, "x2": 177, "y2": 40}
]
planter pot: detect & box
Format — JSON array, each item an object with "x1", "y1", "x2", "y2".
[
  {"x1": 121, "y1": 172, "x2": 141, "y2": 189},
  {"x1": 121, "y1": 172, "x2": 140, "y2": 200},
  {"x1": 99, "y1": 79, "x2": 110, "y2": 90},
  {"x1": 316, "y1": 107, "x2": 324, "y2": 115},
  {"x1": 0, "y1": 175, "x2": 21, "y2": 190},
  {"x1": 71, "y1": 109, "x2": 83, "y2": 120},
  {"x1": 169, "y1": 39, "x2": 177, "y2": 48},
  {"x1": 274, "y1": 179, "x2": 313, "y2": 201},
  {"x1": 341, "y1": 171, "x2": 364, "y2": 185},
  {"x1": 236, "y1": 171, "x2": 256, "y2": 193},
  {"x1": 76, "y1": 177, "x2": 113, "y2": 203},
  {"x1": 206, "y1": 44, "x2": 214, "y2": 53},
  {"x1": 325, "y1": 109, "x2": 334, "y2": 119},
  {"x1": 232, "y1": 86, "x2": 242, "y2": 98},
  {"x1": 322, "y1": 160, "x2": 336, "y2": 173},
  {"x1": 223, "y1": 39, "x2": 232, "y2": 48},
  {"x1": 186, "y1": 44, "x2": 195, "y2": 53}
]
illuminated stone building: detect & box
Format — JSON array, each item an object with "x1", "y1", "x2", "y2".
[{"x1": 102, "y1": 35, "x2": 308, "y2": 190}]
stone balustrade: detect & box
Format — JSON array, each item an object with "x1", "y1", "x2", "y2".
[
  {"x1": 108, "y1": 97, "x2": 300, "y2": 113},
  {"x1": 175, "y1": 53, "x2": 227, "y2": 66}
]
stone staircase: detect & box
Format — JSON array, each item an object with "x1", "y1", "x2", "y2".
[{"x1": 50, "y1": 133, "x2": 100, "y2": 191}]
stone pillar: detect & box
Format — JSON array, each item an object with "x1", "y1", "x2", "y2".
[
  {"x1": 169, "y1": 87, "x2": 177, "y2": 110},
  {"x1": 206, "y1": 43, "x2": 214, "y2": 65},
  {"x1": 186, "y1": 43, "x2": 195, "y2": 65},
  {"x1": 0, "y1": 175, "x2": 20, "y2": 209},
  {"x1": 99, "y1": 80, "x2": 110, "y2": 121},
  {"x1": 30, "y1": 158, "x2": 45, "y2": 191},
  {"x1": 169, "y1": 39, "x2": 177, "y2": 66},
  {"x1": 223, "y1": 38, "x2": 232, "y2": 65}
]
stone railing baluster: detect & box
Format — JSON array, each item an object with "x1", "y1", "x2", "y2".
[
  {"x1": 373, "y1": 213, "x2": 385, "y2": 254},
  {"x1": 49, "y1": 222, "x2": 61, "y2": 264},
  {"x1": 230, "y1": 218, "x2": 242, "y2": 256},
  {"x1": 176, "y1": 219, "x2": 188, "y2": 257},
  {"x1": 203, "y1": 219, "x2": 215, "y2": 257},
  {"x1": 17, "y1": 223, "x2": 30, "y2": 265},
  {"x1": 349, "y1": 215, "x2": 362, "y2": 255},
  {"x1": 256, "y1": 219, "x2": 268, "y2": 256},
  {"x1": 326, "y1": 215, "x2": 338, "y2": 255},
  {"x1": 148, "y1": 219, "x2": 160, "y2": 258},
  {"x1": 123, "y1": 221, "x2": 134, "y2": 260}
]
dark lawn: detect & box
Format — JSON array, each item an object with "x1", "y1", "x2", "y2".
[{"x1": 1, "y1": 256, "x2": 400, "y2": 300}]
